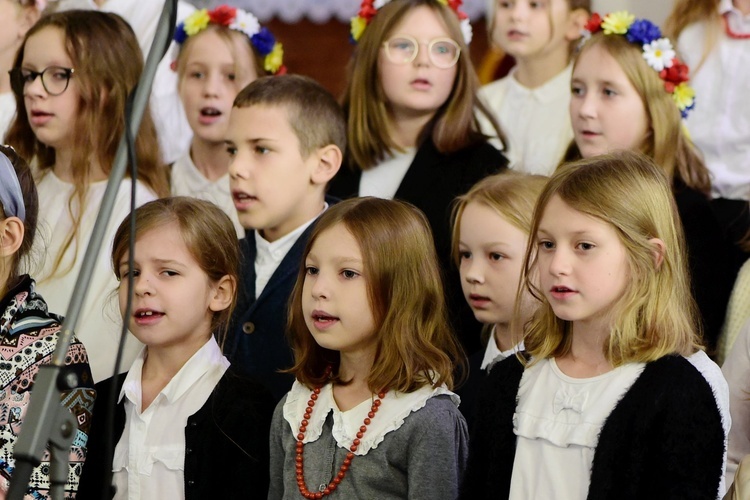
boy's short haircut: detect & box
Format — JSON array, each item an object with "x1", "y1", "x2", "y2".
[{"x1": 233, "y1": 75, "x2": 347, "y2": 158}]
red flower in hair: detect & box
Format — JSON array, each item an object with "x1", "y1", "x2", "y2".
[
  {"x1": 209, "y1": 5, "x2": 237, "y2": 26},
  {"x1": 448, "y1": 0, "x2": 464, "y2": 11},
  {"x1": 276, "y1": 65, "x2": 288, "y2": 76},
  {"x1": 659, "y1": 57, "x2": 690, "y2": 92},
  {"x1": 359, "y1": 0, "x2": 377, "y2": 21},
  {"x1": 585, "y1": 13, "x2": 603, "y2": 33}
]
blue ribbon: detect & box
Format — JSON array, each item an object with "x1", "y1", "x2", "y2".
[{"x1": 0, "y1": 152, "x2": 25, "y2": 222}]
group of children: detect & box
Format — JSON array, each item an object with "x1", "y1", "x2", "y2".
[{"x1": 0, "y1": 0, "x2": 746, "y2": 498}]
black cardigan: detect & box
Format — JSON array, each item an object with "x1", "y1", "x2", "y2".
[
  {"x1": 461, "y1": 354, "x2": 725, "y2": 499},
  {"x1": 77, "y1": 368, "x2": 274, "y2": 500}
]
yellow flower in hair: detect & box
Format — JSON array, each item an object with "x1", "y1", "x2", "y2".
[
  {"x1": 264, "y1": 43, "x2": 284, "y2": 74},
  {"x1": 672, "y1": 82, "x2": 695, "y2": 110},
  {"x1": 602, "y1": 11, "x2": 635, "y2": 35},
  {"x1": 351, "y1": 16, "x2": 367, "y2": 41},
  {"x1": 183, "y1": 9, "x2": 210, "y2": 36},
  {"x1": 436, "y1": 0, "x2": 448, "y2": 5}
]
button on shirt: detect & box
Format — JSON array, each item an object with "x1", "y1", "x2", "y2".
[
  {"x1": 112, "y1": 337, "x2": 230, "y2": 500},
  {"x1": 679, "y1": 0, "x2": 750, "y2": 200}
]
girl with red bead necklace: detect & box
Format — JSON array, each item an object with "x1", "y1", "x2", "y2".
[{"x1": 269, "y1": 197, "x2": 468, "y2": 499}]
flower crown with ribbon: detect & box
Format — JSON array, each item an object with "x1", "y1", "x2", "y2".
[
  {"x1": 174, "y1": 5, "x2": 285, "y2": 75},
  {"x1": 351, "y1": 0, "x2": 472, "y2": 45},
  {"x1": 582, "y1": 11, "x2": 695, "y2": 119}
]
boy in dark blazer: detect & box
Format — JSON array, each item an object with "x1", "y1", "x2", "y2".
[{"x1": 223, "y1": 75, "x2": 344, "y2": 400}]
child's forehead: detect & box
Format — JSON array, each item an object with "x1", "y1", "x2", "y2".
[{"x1": 227, "y1": 104, "x2": 296, "y2": 138}]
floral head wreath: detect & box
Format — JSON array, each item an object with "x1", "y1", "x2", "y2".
[
  {"x1": 174, "y1": 5, "x2": 285, "y2": 75},
  {"x1": 581, "y1": 11, "x2": 695, "y2": 119},
  {"x1": 351, "y1": 0, "x2": 472, "y2": 45}
]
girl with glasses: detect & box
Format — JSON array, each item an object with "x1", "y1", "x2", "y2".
[
  {"x1": 329, "y1": 0, "x2": 509, "y2": 356},
  {"x1": 5, "y1": 10, "x2": 170, "y2": 383}
]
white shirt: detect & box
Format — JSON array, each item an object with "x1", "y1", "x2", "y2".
[
  {"x1": 479, "y1": 66, "x2": 573, "y2": 175},
  {"x1": 509, "y1": 359, "x2": 645, "y2": 499},
  {"x1": 480, "y1": 326, "x2": 523, "y2": 371},
  {"x1": 54, "y1": 0, "x2": 196, "y2": 164},
  {"x1": 113, "y1": 337, "x2": 230, "y2": 500},
  {"x1": 254, "y1": 204, "x2": 327, "y2": 298},
  {"x1": 171, "y1": 152, "x2": 245, "y2": 238},
  {"x1": 359, "y1": 149, "x2": 416, "y2": 199},
  {"x1": 0, "y1": 92, "x2": 15, "y2": 142},
  {"x1": 678, "y1": 0, "x2": 750, "y2": 200},
  {"x1": 30, "y1": 171, "x2": 156, "y2": 382}
]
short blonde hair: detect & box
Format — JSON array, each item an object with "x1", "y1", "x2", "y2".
[
  {"x1": 451, "y1": 172, "x2": 547, "y2": 266},
  {"x1": 522, "y1": 151, "x2": 701, "y2": 365}
]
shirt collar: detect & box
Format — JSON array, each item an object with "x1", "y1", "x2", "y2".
[
  {"x1": 119, "y1": 336, "x2": 229, "y2": 406},
  {"x1": 254, "y1": 202, "x2": 328, "y2": 261}
]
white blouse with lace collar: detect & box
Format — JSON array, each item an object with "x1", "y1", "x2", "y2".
[{"x1": 283, "y1": 379, "x2": 459, "y2": 456}]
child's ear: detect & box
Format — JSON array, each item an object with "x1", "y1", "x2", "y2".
[
  {"x1": 310, "y1": 145, "x2": 342, "y2": 186},
  {"x1": 565, "y1": 9, "x2": 590, "y2": 42},
  {"x1": 648, "y1": 238, "x2": 666, "y2": 268},
  {"x1": 0, "y1": 217, "x2": 24, "y2": 258},
  {"x1": 209, "y1": 275, "x2": 235, "y2": 312}
]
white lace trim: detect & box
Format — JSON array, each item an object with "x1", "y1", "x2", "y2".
[{"x1": 283, "y1": 379, "x2": 460, "y2": 456}]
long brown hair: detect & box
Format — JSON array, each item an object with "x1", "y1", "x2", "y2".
[
  {"x1": 5, "y1": 10, "x2": 168, "y2": 279},
  {"x1": 564, "y1": 32, "x2": 712, "y2": 195},
  {"x1": 287, "y1": 197, "x2": 465, "y2": 393},
  {"x1": 343, "y1": 0, "x2": 506, "y2": 170},
  {"x1": 111, "y1": 197, "x2": 239, "y2": 345}
]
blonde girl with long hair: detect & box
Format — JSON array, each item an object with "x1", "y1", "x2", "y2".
[
  {"x1": 563, "y1": 11, "x2": 735, "y2": 353},
  {"x1": 5, "y1": 10, "x2": 169, "y2": 382},
  {"x1": 462, "y1": 151, "x2": 725, "y2": 499}
]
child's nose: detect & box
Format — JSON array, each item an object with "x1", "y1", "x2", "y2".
[
  {"x1": 463, "y1": 259, "x2": 485, "y2": 284},
  {"x1": 548, "y1": 249, "x2": 571, "y2": 276},
  {"x1": 133, "y1": 275, "x2": 155, "y2": 296}
]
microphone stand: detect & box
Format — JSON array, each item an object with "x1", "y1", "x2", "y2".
[{"x1": 7, "y1": 1, "x2": 177, "y2": 498}]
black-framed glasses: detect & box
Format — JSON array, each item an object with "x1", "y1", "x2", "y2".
[
  {"x1": 382, "y1": 35, "x2": 461, "y2": 69},
  {"x1": 8, "y1": 66, "x2": 75, "y2": 97}
]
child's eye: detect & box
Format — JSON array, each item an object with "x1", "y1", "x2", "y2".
[
  {"x1": 341, "y1": 269, "x2": 360, "y2": 279},
  {"x1": 489, "y1": 252, "x2": 504, "y2": 261},
  {"x1": 226, "y1": 146, "x2": 237, "y2": 157},
  {"x1": 459, "y1": 250, "x2": 471, "y2": 260},
  {"x1": 571, "y1": 85, "x2": 585, "y2": 96},
  {"x1": 162, "y1": 270, "x2": 179, "y2": 277},
  {"x1": 227, "y1": 73, "x2": 236, "y2": 81},
  {"x1": 305, "y1": 266, "x2": 319, "y2": 276},
  {"x1": 529, "y1": 1, "x2": 544, "y2": 9},
  {"x1": 538, "y1": 240, "x2": 554, "y2": 250},
  {"x1": 255, "y1": 145, "x2": 270, "y2": 155},
  {"x1": 603, "y1": 87, "x2": 617, "y2": 97},
  {"x1": 498, "y1": 0, "x2": 512, "y2": 8},
  {"x1": 119, "y1": 268, "x2": 139, "y2": 280},
  {"x1": 577, "y1": 242, "x2": 595, "y2": 251},
  {"x1": 189, "y1": 71, "x2": 204, "y2": 79}
]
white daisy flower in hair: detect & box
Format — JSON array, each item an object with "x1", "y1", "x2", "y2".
[
  {"x1": 642, "y1": 38, "x2": 675, "y2": 72},
  {"x1": 230, "y1": 9, "x2": 261, "y2": 38}
]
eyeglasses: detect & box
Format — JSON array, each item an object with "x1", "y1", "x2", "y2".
[
  {"x1": 382, "y1": 36, "x2": 461, "y2": 69},
  {"x1": 8, "y1": 66, "x2": 75, "y2": 97}
]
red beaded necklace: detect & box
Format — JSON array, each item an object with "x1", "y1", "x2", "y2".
[
  {"x1": 295, "y1": 371, "x2": 387, "y2": 499},
  {"x1": 723, "y1": 12, "x2": 750, "y2": 39}
]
